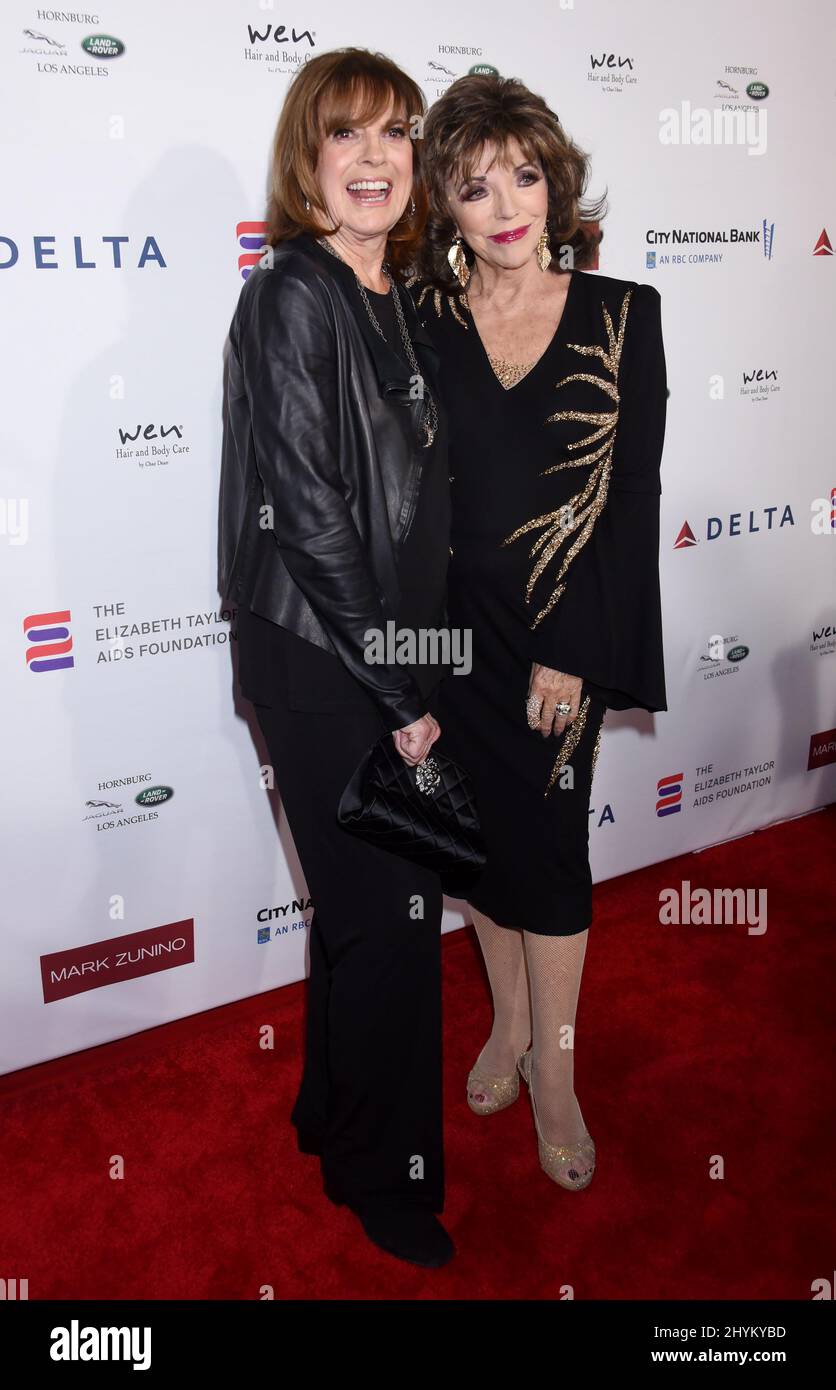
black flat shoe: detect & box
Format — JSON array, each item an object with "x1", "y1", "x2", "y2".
[{"x1": 351, "y1": 1202, "x2": 456, "y2": 1268}]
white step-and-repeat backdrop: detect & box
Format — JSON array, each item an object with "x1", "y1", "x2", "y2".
[{"x1": 2, "y1": 1, "x2": 834, "y2": 1074}]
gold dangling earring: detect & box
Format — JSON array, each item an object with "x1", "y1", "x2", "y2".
[
  {"x1": 537, "y1": 221, "x2": 552, "y2": 272},
  {"x1": 448, "y1": 231, "x2": 470, "y2": 288}
]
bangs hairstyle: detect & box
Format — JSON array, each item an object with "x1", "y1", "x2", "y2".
[
  {"x1": 415, "y1": 73, "x2": 607, "y2": 294},
  {"x1": 265, "y1": 47, "x2": 428, "y2": 279}
]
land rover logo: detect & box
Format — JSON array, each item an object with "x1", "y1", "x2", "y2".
[
  {"x1": 469, "y1": 65, "x2": 499, "y2": 77},
  {"x1": 746, "y1": 82, "x2": 768, "y2": 100},
  {"x1": 727, "y1": 645, "x2": 749, "y2": 663},
  {"x1": 81, "y1": 35, "x2": 125, "y2": 59},
  {"x1": 135, "y1": 786, "x2": 173, "y2": 806}
]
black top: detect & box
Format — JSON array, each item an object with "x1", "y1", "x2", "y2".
[
  {"x1": 410, "y1": 269, "x2": 668, "y2": 713},
  {"x1": 237, "y1": 247, "x2": 451, "y2": 711},
  {"x1": 363, "y1": 281, "x2": 450, "y2": 697}
]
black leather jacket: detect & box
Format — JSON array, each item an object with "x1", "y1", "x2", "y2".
[{"x1": 218, "y1": 232, "x2": 447, "y2": 732}]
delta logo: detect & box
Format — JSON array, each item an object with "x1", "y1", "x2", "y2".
[
  {"x1": 24, "y1": 610, "x2": 73, "y2": 672},
  {"x1": 0, "y1": 234, "x2": 165, "y2": 270},
  {"x1": 674, "y1": 502, "x2": 794, "y2": 549}
]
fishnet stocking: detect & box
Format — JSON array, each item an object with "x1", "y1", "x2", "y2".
[
  {"x1": 469, "y1": 908, "x2": 592, "y2": 1172},
  {"x1": 470, "y1": 907, "x2": 531, "y2": 1078},
  {"x1": 523, "y1": 928, "x2": 591, "y2": 1158}
]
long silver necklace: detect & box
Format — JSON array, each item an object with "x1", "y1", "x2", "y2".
[{"x1": 316, "y1": 235, "x2": 438, "y2": 448}]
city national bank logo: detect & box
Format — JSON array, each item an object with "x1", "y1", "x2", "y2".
[
  {"x1": 644, "y1": 217, "x2": 775, "y2": 266},
  {"x1": 237, "y1": 221, "x2": 268, "y2": 279},
  {"x1": 656, "y1": 773, "x2": 683, "y2": 817},
  {"x1": 24, "y1": 610, "x2": 73, "y2": 672},
  {"x1": 0, "y1": 235, "x2": 165, "y2": 270},
  {"x1": 807, "y1": 727, "x2": 836, "y2": 770},
  {"x1": 41, "y1": 920, "x2": 195, "y2": 1002},
  {"x1": 257, "y1": 897, "x2": 313, "y2": 942},
  {"x1": 674, "y1": 502, "x2": 794, "y2": 548},
  {"x1": 50, "y1": 1321, "x2": 149, "y2": 1371}
]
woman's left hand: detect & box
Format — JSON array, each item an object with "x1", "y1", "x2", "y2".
[{"x1": 526, "y1": 663, "x2": 583, "y2": 738}]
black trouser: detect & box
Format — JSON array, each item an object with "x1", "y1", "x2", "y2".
[{"x1": 252, "y1": 687, "x2": 445, "y2": 1213}]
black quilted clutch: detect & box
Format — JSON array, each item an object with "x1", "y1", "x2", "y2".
[{"x1": 336, "y1": 734, "x2": 486, "y2": 900}]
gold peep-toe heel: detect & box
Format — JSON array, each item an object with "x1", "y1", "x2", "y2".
[
  {"x1": 467, "y1": 1045, "x2": 531, "y2": 1115},
  {"x1": 517, "y1": 1049, "x2": 596, "y2": 1190}
]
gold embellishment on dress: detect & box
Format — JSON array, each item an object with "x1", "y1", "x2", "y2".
[
  {"x1": 587, "y1": 717, "x2": 600, "y2": 783},
  {"x1": 545, "y1": 695, "x2": 590, "y2": 798},
  {"x1": 501, "y1": 288, "x2": 634, "y2": 630},
  {"x1": 406, "y1": 276, "x2": 545, "y2": 385},
  {"x1": 488, "y1": 354, "x2": 538, "y2": 389},
  {"x1": 405, "y1": 274, "x2": 470, "y2": 328}
]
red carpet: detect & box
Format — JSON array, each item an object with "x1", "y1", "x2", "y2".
[{"x1": 2, "y1": 805, "x2": 833, "y2": 1299}]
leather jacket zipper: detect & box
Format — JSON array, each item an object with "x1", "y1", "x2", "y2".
[{"x1": 396, "y1": 380, "x2": 433, "y2": 545}]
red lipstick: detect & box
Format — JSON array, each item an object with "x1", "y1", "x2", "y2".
[{"x1": 488, "y1": 223, "x2": 531, "y2": 244}]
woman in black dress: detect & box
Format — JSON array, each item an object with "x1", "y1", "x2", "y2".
[
  {"x1": 219, "y1": 50, "x2": 454, "y2": 1267},
  {"x1": 409, "y1": 74, "x2": 668, "y2": 1191}
]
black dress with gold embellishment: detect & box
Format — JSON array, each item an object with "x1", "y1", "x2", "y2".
[{"x1": 408, "y1": 269, "x2": 668, "y2": 935}]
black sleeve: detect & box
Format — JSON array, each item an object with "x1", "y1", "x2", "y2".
[
  {"x1": 526, "y1": 282, "x2": 668, "y2": 712},
  {"x1": 236, "y1": 266, "x2": 426, "y2": 732}
]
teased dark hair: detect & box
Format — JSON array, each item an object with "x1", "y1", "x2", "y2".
[
  {"x1": 414, "y1": 73, "x2": 606, "y2": 293},
  {"x1": 265, "y1": 47, "x2": 428, "y2": 279}
]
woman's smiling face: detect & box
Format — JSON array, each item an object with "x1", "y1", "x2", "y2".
[
  {"x1": 446, "y1": 136, "x2": 549, "y2": 270},
  {"x1": 315, "y1": 97, "x2": 414, "y2": 240}
]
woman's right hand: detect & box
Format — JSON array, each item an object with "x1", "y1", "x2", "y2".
[{"x1": 393, "y1": 713, "x2": 441, "y2": 767}]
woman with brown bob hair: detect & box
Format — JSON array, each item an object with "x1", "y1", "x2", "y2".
[
  {"x1": 408, "y1": 74, "x2": 668, "y2": 1192},
  {"x1": 218, "y1": 49, "x2": 455, "y2": 1267}
]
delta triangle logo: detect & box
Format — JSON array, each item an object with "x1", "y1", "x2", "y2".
[
  {"x1": 674, "y1": 520, "x2": 698, "y2": 549},
  {"x1": 812, "y1": 228, "x2": 832, "y2": 257}
]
